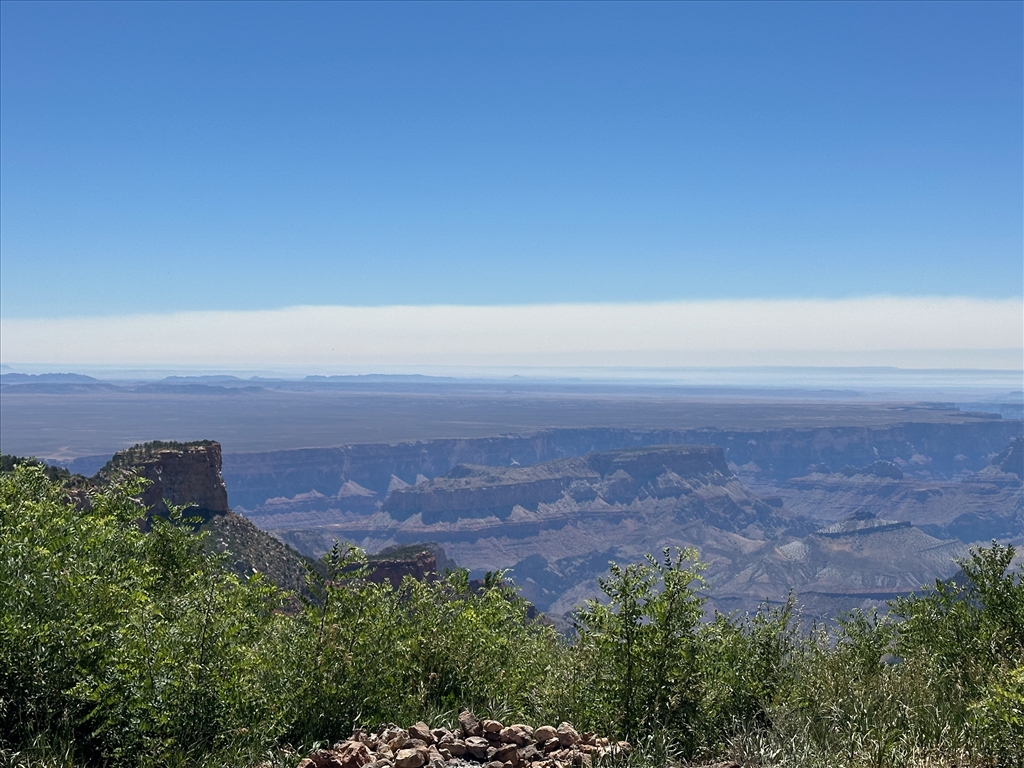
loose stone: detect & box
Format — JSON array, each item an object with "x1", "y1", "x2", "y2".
[
  {"x1": 459, "y1": 711, "x2": 483, "y2": 737},
  {"x1": 555, "y1": 724, "x2": 580, "y2": 747},
  {"x1": 533, "y1": 726, "x2": 556, "y2": 744},
  {"x1": 409, "y1": 722, "x2": 434, "y2": 743},
  {"x1": 395, "y1": 749, "x2": 426, "y2": 768},
  {"x1": 465, "y1": 736, "x2": 490, "y2": 760},
  {"x1": 493, "y1": 743, "x2": 519, "y2": 766},
  {"x1": 482, "y1": 719, "x2": 503, "y2": 735}
]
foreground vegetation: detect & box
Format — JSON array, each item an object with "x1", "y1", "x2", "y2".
[{"x1": 1, "y1": 466, "x2": 1021, "y2": 767}]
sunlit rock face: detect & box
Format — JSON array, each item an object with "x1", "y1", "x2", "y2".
[{"x1": 100, "y1": 440, "x2": 230, "y2": 519}]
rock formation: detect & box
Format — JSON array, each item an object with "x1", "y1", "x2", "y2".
[
  {"x1": 97, "y1": 440, "x2": 229, "y2": 519},
  {"x1": 223, "y1": 422, "x2": 1022, "y2": 511},
  {"x1": 92, "y1": 440, "x2": 318, "y2": 599},
  {"x1": 771, "y1": 440, "x2": 1024, "y2": 543},
  {"x1": 993, "y1": 436, "x2": 1023, "y2": 478},
  {"x1": 384, "y1": 458, "x2": 600, "y2": 523},
  {"x1": 216, "y1": 424, "x2": 1021, "y2": 621},
  {"x1": 365, "y1": 543, "x2": 454, "y2": 588},
  {"x1": 297, "y1": 713, "x2": 628, "y2": 768},
  {"x1": 237, "y1": 438, "x2": 1021, "y2": 621}
]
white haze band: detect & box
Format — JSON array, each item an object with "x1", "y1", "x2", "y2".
[{"x1": 1, "y1": 296, "x2": 1021, "y2": 369}]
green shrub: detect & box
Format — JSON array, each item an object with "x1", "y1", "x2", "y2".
[
  {"x1": 3, "y1": 467, "x2": 1022, "y2": 767},
  {"x1": 288, "y1": 543, "x2": 563, "y2": 741},
  {"x1": 696, "y1": 596, "x2": 799, "y2": 752},
  {"x1": 0, "y1": 464, "x2": 295, "y2": 766},
  {"x1": 563, "y1": 548, "x2": 706, "y2": 758}
]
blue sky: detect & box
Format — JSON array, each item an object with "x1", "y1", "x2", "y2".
[{"x1": 2, "y1": 0, "x2": 1021, "y2": 322}]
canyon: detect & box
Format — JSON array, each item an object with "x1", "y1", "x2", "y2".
[
  {"x1": 223, "y1": 419, "x2": 1021, "y2": 620},
  {"x1": 13, "y1": 390, "x2": 1020, "y2": 622}
]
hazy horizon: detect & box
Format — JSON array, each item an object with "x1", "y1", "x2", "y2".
[
  {"x1": 2, "y1": 297, "x2": 1021, "y2": 372},
  {"x1": 2, "y1": 360, "x2": 1023, "y2": 393}
]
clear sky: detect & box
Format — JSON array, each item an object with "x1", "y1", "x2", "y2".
[{"x1": 0, "y1": 1, "x2": 1021, "y2": 370}]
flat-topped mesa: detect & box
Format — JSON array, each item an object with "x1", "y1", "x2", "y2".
[
  {"x1": 585, "y1": 444, "x2": 730, "y2": 484},
  {"x1": 382, "y1": 446, "x2": 732, "y2": 524},
  {"x1": 384, "y1": 457, "x2": 598, "y2": 523},
  {"x1": 364, "y1": 543, "x2": 454, "y2": 587},
  {"x1": 96, "y1": 440, "x2": 230, "y2": 519}
]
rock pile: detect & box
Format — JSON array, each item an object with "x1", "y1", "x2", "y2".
[{"x1": 299, "y1": 712, "x2": 630, "y2": 768}]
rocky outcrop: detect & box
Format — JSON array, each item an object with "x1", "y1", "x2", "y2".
[
  {"x1": 772, "y1": 440, "x2": 1023, "y2": 544},
  {"x1": 91, "y1": 440, "x2": 318, "y2": 601},
  {"x1": 365, "y1": 543, "x2": 454, "y2": 587},
  {"x1": 586, "y1": 445, "x2": 729, "y2": 483},
  {"x1": 297, "y1": 713, "x2": 628, "y2": 768},
  {"x1": 97, "y1": 440, "x2": 230, "y2": 519},
  {"x1": 379, "y1": 446, "x2": 732, "y2": 525},
  {"x1": 712, "y1": 512, "x2": 969, "y2": 617},
  {"x1": 272, "y1": 445, "x2": 787, "y2": 553},
  {"x1": 223, "y1": 424, "x2": 1020, "y2": 621},
  {"x1": 203, "y1": 509, "x2": 318, "y2": 601},
  {"x1": 839, "y1": 460, "x2": 904, "y2": 480},
  {"x1": 815, "y1": 510, "x2": 911, "y2": 537},
  {"x1": 266, "y1": 445, "x2": 803, "y2": 617}
]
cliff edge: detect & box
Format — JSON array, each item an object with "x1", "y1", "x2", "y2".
[{"x1": 96, "y1": 440, "x2": 230, "y2": 519}]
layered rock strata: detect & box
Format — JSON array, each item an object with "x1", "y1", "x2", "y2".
[{"x1": 224, "y1": 421, "x2": 1023, "y2": 511}]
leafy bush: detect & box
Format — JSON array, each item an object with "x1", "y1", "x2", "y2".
[
  {"x1": 0, "y1": 464, "x2": 296, "y2": 766},
  {"x1": 0, "y1": 468, "x2": 561, "y2": 766},
  {"x1": 2, "y1": 467, "x2": 1022, "y2": 767},
  {"x1": 561, "y1": 548, "x2": 706, "y2": 757}
]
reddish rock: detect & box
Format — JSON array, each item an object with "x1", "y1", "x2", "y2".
[
  {"x1": 105, "y1": 441, "x2": 230, "y2": 519},
  {"x1": 518, "y1": 745, "x2": 540, "y2": 762},
  {"x1": 459, "y1": 711, "x2": 484, "y2": 737},
  {"x1": 465, "y1": 736, "x2": 490, "y2": 760},
  {"x1": 366, "y1": 550, "x2": 440, "y2": 588},
  {"x1": 556, "y1": 723, "x2": 580, "y2": 747},
  {"x1": 394, "y1": 748, "x2": 425, "y2": 768},
  {"x1": 494, "y1": 743, "x2": 519, "y2": 766},
  {"x1": 408, "y1": 721, "x2": 434, "y2": 744},
  {"x1": 500, "y1": 725, "x2": 532, "y2": 746},
  {"x1": 533, "y1": 726, "x2": 557, "y2": 744}
]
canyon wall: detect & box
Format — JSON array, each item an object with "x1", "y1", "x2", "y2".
[{"x1": 223, "y1": 421, "x2": 1023, "y2": 511}]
